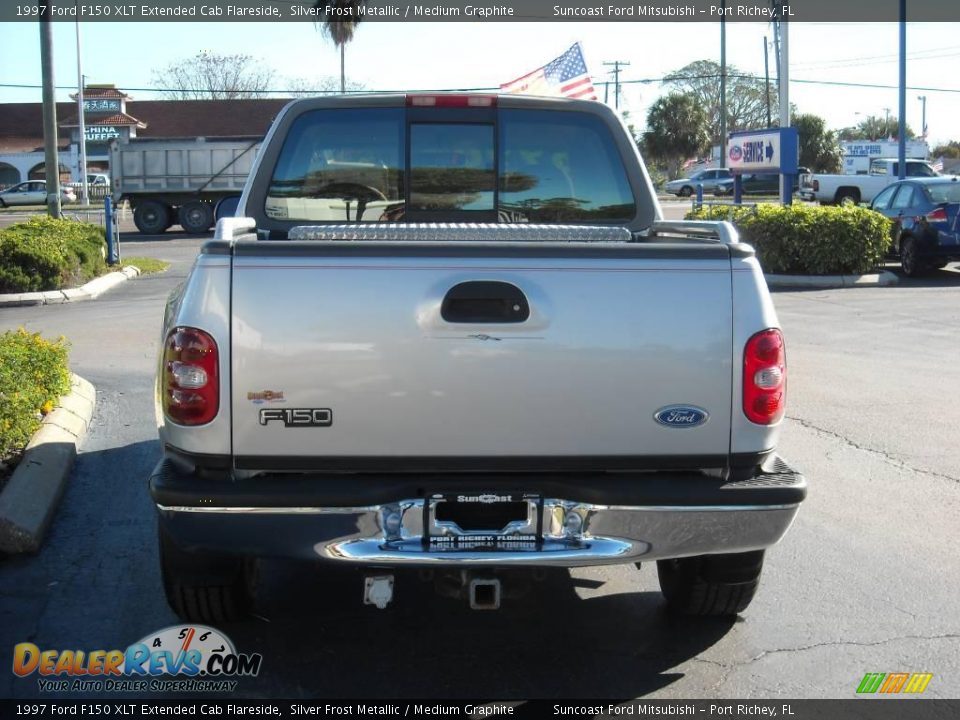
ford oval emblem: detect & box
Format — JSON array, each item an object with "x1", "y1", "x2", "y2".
[{"x1": 654, "y1": 405, "x2": 709, "y2": 428}]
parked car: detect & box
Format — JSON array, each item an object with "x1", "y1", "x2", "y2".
[
  {"x1": 0, "y1": 180, "x2": 75, "y2": 207},
  {"x1": 714, "y1": 169, "x2": 809, "y2": 196},
  {"x1": 664, "y1": 168, "x2": 733, "y2": 197},
  {"x1": 869, "y1": 176, "x2": 960, "y2": 276},
  {"x1": 86, "y1": 173, "x2": 111, "y2": 186},
  {"x1": 801, "y1": 158, "x2": 939, "y2": 205}
]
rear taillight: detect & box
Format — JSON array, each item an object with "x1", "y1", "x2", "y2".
[
  {"x1": 163, "y1": 327, "x2": 219, "y2": 426},
  {"x1": 406, "y1": 94, "x2": 496, "y2": 108},
  {"x1": 743, "y1": 329, "x2": 786, "y2": 425},
  {"x1": 925, "y1": 207, "x2": 948, "y2": 222}
]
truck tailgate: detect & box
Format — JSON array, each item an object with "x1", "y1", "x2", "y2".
[{"x1": 230, "y1": 241, "x2": 733, "y2": 471}]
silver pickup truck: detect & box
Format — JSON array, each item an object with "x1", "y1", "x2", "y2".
[{"x1": 150, "y1": 94, "x2": 804, "y2": 623}]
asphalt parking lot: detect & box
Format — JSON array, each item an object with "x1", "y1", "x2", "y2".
[{"x1": 0, "y1": 226, "x2": 958, "y2": 700}]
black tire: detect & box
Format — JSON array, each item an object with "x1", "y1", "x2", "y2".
[
  {"x1": 159, "y1": 524, "x2": 254, "y2": 624},
  {"x1": 900, "y1": 236, "x2": 924, "y2": 277},
  {"x1": 678, "y1": 186, "x2": 693, "y2": 198},
  {"x1": 834, "y1": 189, "x2": 860, "y2": 206},
  {"x1": 657, "y1": 550, "x2": 765, "y2": 617},
  {"x1": 0, "y1": 198, "x2": 6, "y2": 208},
  {"x1": 178, "y1": 201, "x2": 214, "y2": 234},
  {"x1": 133, "y1": 201, "x2": 171, "y2": 234}
]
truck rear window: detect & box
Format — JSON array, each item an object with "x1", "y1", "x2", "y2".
[{"x1": 264, "y1": 107, "x2": 635, "y2": 224}]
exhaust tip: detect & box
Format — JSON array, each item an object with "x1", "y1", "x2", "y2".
[{"x1": 469, "y1": 578, "x2": 501, "y2": 610}]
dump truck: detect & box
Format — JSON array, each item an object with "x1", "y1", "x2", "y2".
[{"x1": 110, "y1": 136, "x2": 260, "y2": 234}]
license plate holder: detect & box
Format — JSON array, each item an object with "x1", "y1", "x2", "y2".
[{"x1": 424, "y1": 491, "x2": 543, "y2": 549}]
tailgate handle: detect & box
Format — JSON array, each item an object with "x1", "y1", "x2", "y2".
[{"x1": 441, "y1": 281, "x2": 530, "y2": 324}]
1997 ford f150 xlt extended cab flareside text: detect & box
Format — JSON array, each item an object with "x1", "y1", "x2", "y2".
[{"x1": 150, "y1": 94, "x2": 805, "y2": 623}]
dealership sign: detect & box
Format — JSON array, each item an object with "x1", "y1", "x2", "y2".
[{"x1": 726, "y1": 127, "x2": 799, "y2": 174}]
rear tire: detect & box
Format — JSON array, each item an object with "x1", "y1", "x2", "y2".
[
  {"x1": 178, "y1": 201, "x2": 214, "y2": 234},
  {"x1": 133, "y1": 201, "x2": 170, "y2": 234},
  {"x1": 900, "y1": 237, "x2": 924, "y2": 277},
  {"x1": 834, "y1": 189, "x2": 860, "y2": 206},
  {"x1": 678, "y1": 186, "x2": 693, "y2": 197},
  {"x1": 159, "y1": 524, "x2": 255, "y2": 624},
  {"x1": 657, "y1": 550, "x2": 765, "y2": 617}
]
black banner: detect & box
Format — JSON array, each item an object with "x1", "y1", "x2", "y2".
[
  {"x1": 2, "y1": 700, "x2": 960, "y2": 719},
  {"x1": 2, "y1": 0, "x2": 958, "y2": 23}
]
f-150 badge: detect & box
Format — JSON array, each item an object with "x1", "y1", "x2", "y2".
[
  {"x1": 259, "y1": 408, "x2": 332, "y2": 427},
  {"x1": 654, "y1": 405, "x2": 708, "y2": 428}
]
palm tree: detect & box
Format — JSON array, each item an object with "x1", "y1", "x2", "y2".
[{"x1": 312, "y1": 0, "x2": 365, "y2": 94}]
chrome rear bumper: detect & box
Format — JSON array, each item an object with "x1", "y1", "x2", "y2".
[{"x1": 156, "y1": 498, "x2": 800, "y2": 567}]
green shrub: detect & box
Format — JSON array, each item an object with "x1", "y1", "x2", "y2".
[
  {"x1": 0, "y1": 328, "x2": 71, "y2": 461},
  {"x1": 0, "y1": 217, "x2": 107, "y2": 293},
  {"x1": 685, "y1": 203, "x2": 892, "y2": 275}
]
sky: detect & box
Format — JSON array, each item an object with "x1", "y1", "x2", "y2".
[{"x1": 1, "y1": 20, "x2": 959, "y2": 146}]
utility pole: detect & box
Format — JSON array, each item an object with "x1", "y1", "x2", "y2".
[
  {"x1": 76, "y1": 13, "x2": 89, "y2": 206},
  {"x1": 776, "y1": 1, "x2": 790, "y2": 204},
  {"x1": 763, "y1": 36, "x2": 772, "y2": 127},
  {"x1": 603, "y1": 60, "x2": 630, "y2": 110},
  {"x1": 720, "y1": 3, "x2": 727, "y2": 168},
  {"x1": 898, "y1": 0, "x2": 906, "y2": 179},
  {"x1": 39, "y1": 0, "x2": 62, "y2": 219},
  {"x1": 917, "y1": 95, "x2": 927, "y2": 138}
]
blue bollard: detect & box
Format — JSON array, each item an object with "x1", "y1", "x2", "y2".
[
  {"x1": 104, "y1": 196, "x2": 119, "y2": 265},
  {"x1": 734, "y1": 175, "x2": 743, "y2": 205},
  {"x1": 695, "y1": 183, "x2": 703, "y2": 209}
]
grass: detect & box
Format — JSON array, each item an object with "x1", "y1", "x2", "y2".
[{"x1": 122, "y1": 257, "x2": 170, "y2": 275}]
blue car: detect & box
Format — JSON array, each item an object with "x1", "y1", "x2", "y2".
[{"x1": 870, "y1": 177, "x2": 960, "y2": 276}]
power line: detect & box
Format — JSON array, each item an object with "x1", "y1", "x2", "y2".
[{"x1": 2, "y1": 73, "x2": 960, "y2": 96}]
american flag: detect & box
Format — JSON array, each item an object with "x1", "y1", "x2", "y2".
[
  {"x1": 932, "y1": 157, "x2": 944, "y2": 173},
  {"x1": 500, "y1": 43, "x2": 597, "y2": 101}
]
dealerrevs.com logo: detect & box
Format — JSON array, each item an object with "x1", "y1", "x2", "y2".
[{"x1": 13, "y1": 625, "x2": 262, "y2": 693}]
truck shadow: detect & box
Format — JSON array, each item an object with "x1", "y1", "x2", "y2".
[
  {"x1": 224, "y1": 558, "x2": 736, "y2": 699},
  {"x1": 0, "y1": 439, "x2": 736, "y2": 700}
]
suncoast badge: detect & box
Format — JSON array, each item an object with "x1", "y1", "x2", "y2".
[{"x1": 13, "y1": 625, "x2": 262, "y2": 693}]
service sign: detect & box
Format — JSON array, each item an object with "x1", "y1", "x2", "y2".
[{"x1": 726, "y1": 127, "x2": 799, "y2": 174}]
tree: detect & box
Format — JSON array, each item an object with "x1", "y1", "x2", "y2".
[
  {"x1": 285, "y1": 76, "x2": 365, "y2": 97},
  {"x1": 151, "y1": 52, "x2": 275, "y2": 100},
  {"x1": 839, "y1": 115, "x2": 916, "y2": 141},
  {"x1": 931, "y1": 141, "x2": 960, "y2": 159},
  {"x1": 791, "y1": 113, "x2": 842, "y2": 173},
  {"x1": 642, "y1": 93, "x2": 710, "y2": 179},
  {"x1": 664, "y1": 60, "x2": 777, "y2": 146},
  {"x1": 312, "y1": 0, "x2": 365, "y2": 94}
]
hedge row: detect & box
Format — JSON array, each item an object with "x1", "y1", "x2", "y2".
[
  {"x1": 685, "y1": 204, "x2": 892, "y2": 275},
  {"x1": 0, "y1": 217, "x2": 107, "y2": 293},
  {"x1": 0, "y1": 329, "x2": 71, "y2": 462}
]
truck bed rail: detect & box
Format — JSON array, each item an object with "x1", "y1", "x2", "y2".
[
  {"x1": 288, "y1": 223, "x2": 632, "y2": 243},
  {"x1": 645, "y1": 220, "x2": 740, "y2": 245}
]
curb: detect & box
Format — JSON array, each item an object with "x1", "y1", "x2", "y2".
[
  {"x1": 0, "y1": 267, "x2": 141, "y2": 308},
  {"x1": 766, "y1": 270, "x2": 900, "y2": 289},
  {"x1": 0, "y1": 374, "x2": 96, "y2": 554}
]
